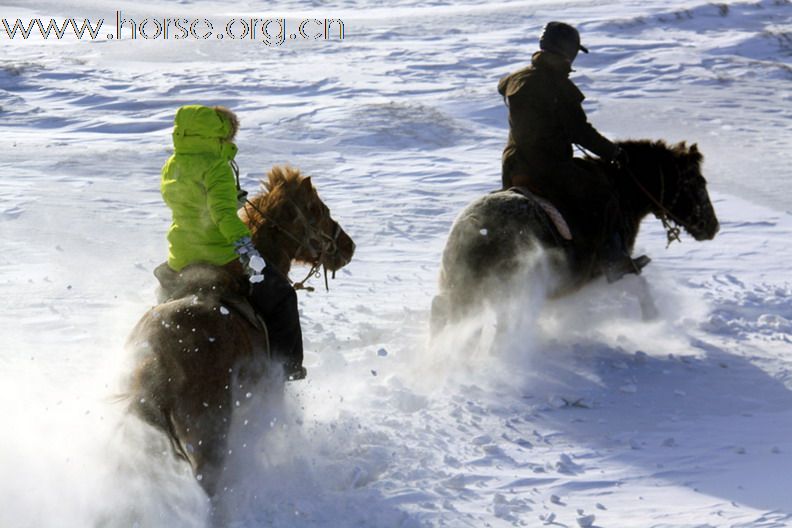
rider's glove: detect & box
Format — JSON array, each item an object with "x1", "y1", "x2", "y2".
[{"x1": 234, "y1": 236, "x2": 266, "y2": 284}]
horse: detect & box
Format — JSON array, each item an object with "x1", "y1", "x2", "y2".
[
  {"x1": 125, "y1": 165, "x2": 355, "y2": 497},
  {"x1": 431, "y1": 140, "x2": 720, "y2": 332}
]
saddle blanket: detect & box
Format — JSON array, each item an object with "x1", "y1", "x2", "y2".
[{"x1": 511, "y1": 186, "x2": 573, "y2": 241}]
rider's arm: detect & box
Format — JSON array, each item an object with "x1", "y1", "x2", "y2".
[
  {"x1": 204, "y1": 160, "x2": 251, "y2": 244},
  {"x1": 559, "y1": 81, "x2": 618, "y2": 160}
]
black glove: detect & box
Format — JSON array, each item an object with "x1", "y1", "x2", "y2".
[{"x1": 612, "y1": 147, "x2": 629, "y2": 170}]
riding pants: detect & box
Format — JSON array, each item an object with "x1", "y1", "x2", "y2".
[{"x1": 247, "y1": 265, "x2": 304, "y2": 371}]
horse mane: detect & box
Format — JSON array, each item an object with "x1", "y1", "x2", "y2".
[
  {"x1": 243, "y1": 165, "x2": 309, "y2": 226},
  {"x1": 616, "y1": 139, "x2": 703, "y2": 170},
  {"x1": 239, "y1": 165, "x2": 319, "y2": 274}
]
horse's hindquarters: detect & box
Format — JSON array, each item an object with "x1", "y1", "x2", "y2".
[
  {"x1": 126, "y1": 296, "x2": 267, "y2": 495},
  {"x1": 436, "y1": 192, "x2": 569, "y2": 330}
]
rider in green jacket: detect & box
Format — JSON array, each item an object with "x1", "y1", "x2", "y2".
[
  {"x1": 162, "y1": 105, "x2": 251, "y2": 271},
  {"x1": 161, "y1": 105, "x2": 306, "y2": 380}
]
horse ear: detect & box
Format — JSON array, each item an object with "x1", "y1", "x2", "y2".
[
  {"x1": 688, "y1": 142, "x2": 702, "y2": 163},
  {"x1": 298, "y1": 176, "x2": 313, "y2": 195}
]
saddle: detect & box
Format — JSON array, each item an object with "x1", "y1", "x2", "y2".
[
  {"x1": 153, "y1": 262, "x2": 268, "y2": 335},
  {"x1": 509, "y1": 186, "x2": 573, "y2": 241}
]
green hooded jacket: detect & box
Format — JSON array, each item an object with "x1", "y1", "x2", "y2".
[{"x1": 161, "y1": 105, "x2": 251, "y2": 271}]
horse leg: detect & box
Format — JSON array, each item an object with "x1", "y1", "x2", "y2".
[
  {"x1": 430, "y1": 287, "x2": 483, "y2": 336},
  {"x1": 430, "y1": 294, "x2": 451, "y2": 336},
  {"x1": 634, "y1": 275, "x2": 660, "y2": 321}
]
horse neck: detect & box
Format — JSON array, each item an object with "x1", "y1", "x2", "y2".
[
  {"x1": 251, "y1": 197, "x2": 302, "y2": 275},
  {"x1": 618, "y1": 170, "x2": 656, "y2": 218},
  {"x1": 613, "y1": 151, "x2": 669, "y2": 246}
]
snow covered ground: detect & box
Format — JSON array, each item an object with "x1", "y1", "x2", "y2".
[{"x1": 1, "y1": 0, "x2": 790, "y2": 526}]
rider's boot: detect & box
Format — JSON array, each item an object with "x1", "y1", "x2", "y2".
[
  {"x1": 285, "y1": 363, "x2": 307, "y2": 381},
  {"x1": 603, "y1": 233, "x2": 651, "y2": 283}
]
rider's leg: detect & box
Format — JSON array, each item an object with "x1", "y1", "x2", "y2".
[
  {"x1": 248, "y1": 266, "x2": 306, "y2": 380},
  {"x1": 602, "y1": 231, "x2": 651, "y2": 283},
  {"x1": 589, "y1": 187, "x2": 651, "y2": 282},
  {"x1": 566, "y1": 160, "x2": 651, "y2": 281},
  {"x1": 507, "y1": 158, "x2": 650, "y2": 281}
]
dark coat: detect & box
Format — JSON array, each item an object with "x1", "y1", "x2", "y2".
[{"x1": 499, "y1": 51, "x2": 617, "y2": 189}]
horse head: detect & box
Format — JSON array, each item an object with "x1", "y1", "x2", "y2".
[
  {"x1": 621, "y1": 140, "x2": 720, "y2": 243},
  {"x1": 243, "y1": 165, "x2": 355, "y2": 277}
]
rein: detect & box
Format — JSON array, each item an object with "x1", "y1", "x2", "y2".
[
  {"x1": 576, "y1": 143, "x2": 684, "y2": 247},
  {"x1": 577, "y1": 143, "x2": 708, "y2": 248}
]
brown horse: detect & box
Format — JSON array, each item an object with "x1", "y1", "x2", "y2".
[
  {"x1": 432, "y1": 140, "x2": 720, "y2": 332},
  {"x1": 125, "y1": 166, "x2": 355, "y2": 497}
]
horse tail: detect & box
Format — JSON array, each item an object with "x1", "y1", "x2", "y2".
[
  {"x1": 163, "y1": 410, "x2": 192, "y2": 464},
  {"x1": 106, "y1": 391, "x2": 133, "y2": 405},
  {"x1": 128, "y1": 389, "x2": 192, "y2": 465}
]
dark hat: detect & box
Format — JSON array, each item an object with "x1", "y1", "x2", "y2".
[{"x1": 539, "y1": 22, "x2": 589, "y2": 62}]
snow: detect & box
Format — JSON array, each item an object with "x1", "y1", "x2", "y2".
[{"x1": 1, "y1": 0, "x2": 791, "y2": 526}]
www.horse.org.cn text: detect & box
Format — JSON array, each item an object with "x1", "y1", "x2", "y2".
[{"x1": 0, "y1": 11, "x2": 346, "y2": 46}]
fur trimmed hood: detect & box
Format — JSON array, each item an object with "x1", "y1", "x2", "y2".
[{"x1": 171, "y1": 105, "x2": 238, "y2": 159}]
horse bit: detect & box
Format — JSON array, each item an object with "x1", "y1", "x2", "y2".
[{"x1": 629, "y1": 164, "x2": 707, "y2": 248}]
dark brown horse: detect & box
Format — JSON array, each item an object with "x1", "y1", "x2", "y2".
[
  {"x1": 125, "y1": 166, "x2": 355, "y2": 496},
  {"x1": 432, "y1": 140, "x2": 719, "y2": 331}
]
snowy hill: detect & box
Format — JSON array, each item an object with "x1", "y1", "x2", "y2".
[{"x1": 1, "y1": 0, "x2": 791, "y2": 526}]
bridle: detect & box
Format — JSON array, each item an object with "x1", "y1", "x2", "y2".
[
  {"x1": 574, "y1": 144, "x2": 695, "y2": 247},
  {"x1": 572, "y1": 143, "x2": 713, "y2": 247},
  {"x1": 231, "y1": 161, "x2": 342, "y2": 292},
  {"x1": 628, "y1": 167, "x2": 684, "y2": 247},
  {"x1": 243, "y1": 197, "x2": 342, "y2": 292},
  {"x1": 626, "y1": 161, "x2": 709, "y2": 248}
]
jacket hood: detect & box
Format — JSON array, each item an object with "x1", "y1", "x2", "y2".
[
  {"x1": 497, "y1": 51, "x2": 572, "y2": 98},
  {"x1": 171, "y1": 105, "x2": 237, "y2": 158},
  {"x1": 531, "y1": 51, "x2": 572, "y2": 75}
]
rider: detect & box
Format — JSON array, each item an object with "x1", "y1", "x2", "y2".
[
  {"x1": 160, "y1": 104, "x2": 306, "y2": 380},
  {"x1": 498, "y1": 21, "x2": 649, "y2": 282}
]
